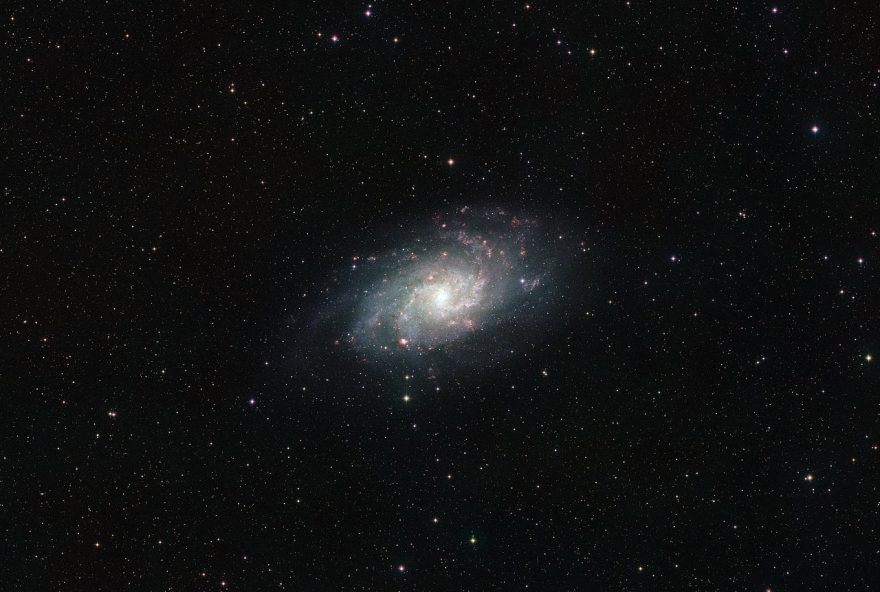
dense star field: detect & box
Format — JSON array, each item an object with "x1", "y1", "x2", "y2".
[{"x1": 4, "y1": 2, "x2": 878, "y2": 591}]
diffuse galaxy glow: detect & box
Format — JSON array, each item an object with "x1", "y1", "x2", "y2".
[{"x1": 340, "y1": 206, "x2": 565, "y2": 360}]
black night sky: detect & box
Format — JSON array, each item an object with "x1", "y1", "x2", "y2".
[{"x1": 5, "y1": 2, "x2": 879, "y2": 590}]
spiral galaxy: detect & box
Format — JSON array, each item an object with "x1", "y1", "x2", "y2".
[{"x1": 336, "y1": 206, "x2": 566, "y2": 363}]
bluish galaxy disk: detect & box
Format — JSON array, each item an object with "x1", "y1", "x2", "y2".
[{"x1": 331, "y1": 206, "x2": 574, "y2": 364}]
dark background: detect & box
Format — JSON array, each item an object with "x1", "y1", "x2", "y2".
[{"x1": 4, "y1": 1, "x2": 878, "y2": 590}]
